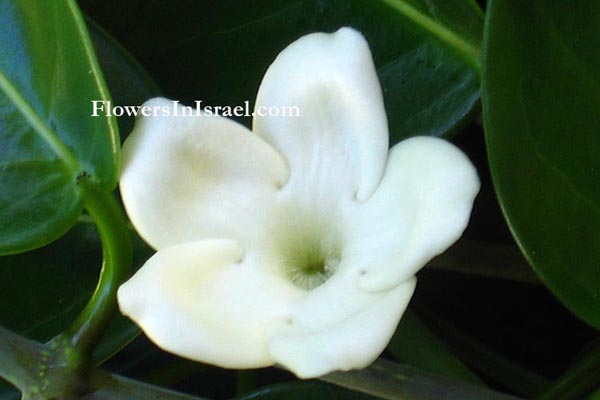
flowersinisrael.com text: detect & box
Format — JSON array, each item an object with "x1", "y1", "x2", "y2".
[{"x1": 91, "y1": 100, "x2": 300, "y2": 118}]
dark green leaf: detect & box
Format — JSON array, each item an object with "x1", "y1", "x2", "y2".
[
  {"x1": 0, "y1": 223, "x2": 101, "y2": 340},
  {"x1": 0, "y1": 221, "x2": 150, "y2": 360},
  {"x1": 235, "y1": 381, "x2": 376, "y2": 400},
  {"x1": 585, "y1": 387, "x2": 600, "y2": 400},
  {"x1": 427, "y1": 239, "x2": 540, "y2": 284},
  {"x1": 0, "y1": 0, "x2": 118, "y2": 254},
  {"x1": 79, "y1": 0, "x2": 483, "y2": 144},
  {"x1": 0, "y1": 384, "x2": 18, "y2": 400},
  {"x1": 86, "y1": 370, "x2": 210, "y2": 400},
  {"x1": 383, "y1": 0, "x2": 484, "y2": 52},
  {"x1": 321, "y1": 358, "x2": 519, "y2": 400},
  {"x1": 0, "y1": 219, "x2": 151, "y2": 399},
  {"x1": 482, "y1": 0, "x2": 600, "y2": 328},
  {"x1": 86, "y1": 16, "x2": 161, "y2": 139},
  {"x1": 536, "y1": 343, "x2": 600, "y2": 400},
  {"x1": 388, "y1": 311, "x2": 481, "y2": 384},
  {"x1": 416, "y1": 310, "x2": 550, "y2": 397}
]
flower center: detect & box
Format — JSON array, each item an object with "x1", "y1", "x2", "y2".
[
  {"x1": 286, "y1": 248, "x2": 340, "y2": 290},
  {"x1": 277, "y1": 226, "x2": 341, "y2": 291}
]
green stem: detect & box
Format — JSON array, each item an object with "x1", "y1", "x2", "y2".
[
  {"x1": 62, "y1": 179, "x2": 132, "y2": 356},
  {"x1": 379, "y1": 0, "x2": 483, "y2": 74},
  {"x1": 537, "y1": 343, "x2": 600, "y2": 400}
]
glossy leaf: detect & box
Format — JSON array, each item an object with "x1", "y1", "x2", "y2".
[
  {"x1": 235, "y1": 381, "x2": 376, "y2": 400},
  {"x1": 85, "y1": 16, "x2": 161, "y2": 139},
  {"x1": 0, "y1": 0, "x2": 118, "y2": 254},
  {"x1": 0, "y1": 18, "x2": 158, "y2": 399},
  {"x1": 536, "y1": 343, "x2": 600, "y2": 400},
  {"x1": 0, "y1": 221, "x2": 150, "y2": 399},
  {"x1": 0, "y1": 387, "x2": 17, "y2": 400},
  {"x1": 483, "y1": 0, "x2": 600, "y2": 328},
  {"x1": 79, "y1": 0, "x2": 483, "y2": 144},
  {"x1": 322, "y1": 358, "x2": 519, "y2": 400},
  {"x1": 87, "y1": 370, "x2": 210, "y2": 400},
  {"x1": 586, "y1": 387, "x2": 600, "y2": 400},
  {"x1": 0, "y1": 221, "x2": 150, "y2": 357},
  {"x1": 0, "y1": 12, "x2": 157, "y2": 348}
]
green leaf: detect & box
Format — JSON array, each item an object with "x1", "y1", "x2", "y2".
[
  {"x1": 536, "y1": 343, "x2": 600, "y2": 400},
  {"x1": 79, "y1": 0, "x2": 483, "y2": 144},
  {"x1": 388, "y1": 311, "x2": 481, "y2": 384},
  {"x1": 85, "y1": 16, "x2": 161, "y2": 139},
  {"x1": 0, "y1": 13, "x2": 156, "y2": 351},
  {"x1": 0, "y1": 385, "x2": 18, "y2": 400},
  {"x1": 0, "y1": 220, "x2": 151, "y2": 399},
  {"x1": 0, "y1": 18, "x2": 158, "y2": 398},
  {"x1": 235, "y1": 381, "x2": 376, "y2": 400},
  {"x1": 0, "y1": 0, "x2": 119, "y2": 254},
  {"x1": 586, "y1": 387, "x2": 600, "y2": 400},
  {"x1": 427, "y1": 239, "x2": 540, "y2": 284},
  {"x1": 0, "y1": 221, "x2": 149, "y2": 359},
  {"x1": 416, "y1": 310, "x2": 550, "y2": 397},
  {"x1": 321, "y1": 358, "x2": 519, "y2": 400},
  {"x1": 379, "y1": 0, "x2": 483, "y2": 70},
  {"x1": 86, "y1": 370, "x2": 210, "y2": 400},
  {"x1": 0, "y1": 223, "x2": 101, "y2": 340},
  {"x1": 482, "y1": 0, "x2": 600, "y2": 328}
]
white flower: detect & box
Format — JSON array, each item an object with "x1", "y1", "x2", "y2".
[{"x1": 117, "y1": 27, "x2": 480, "y2": 379}]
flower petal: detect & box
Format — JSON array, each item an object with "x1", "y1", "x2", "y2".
[
  {"x1": 120, "y1": 98, "x2": 289, "y2": 249},
  {"x1": 117, "y1": 239, "x2": 299, "y2": 369},
  {"x1": 269, "y1": 277, "x2": 416, "y2": 378},
  {"x1": 253, "y1": 27, "x2": 388, "y2": 202},
  {"x1": 348, "y1": 136, "x2": 480, "y2": 292}
]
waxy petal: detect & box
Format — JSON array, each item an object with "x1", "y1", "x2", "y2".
[
  {"x1": 269, "y1": 278, "x2": 416, "y2": 378},
  {"x1": 253, "y1": 27, "x2": 388, "y2": 203},
  {"x1": 347, "y1": 137, "x2": 480, "y2": 291},
  {"x1": 120, "y1": 98, "x2": 289, "y2": 250},
  {"x1": 118, "y1": 239, "x2": 299, "y2": 368}
]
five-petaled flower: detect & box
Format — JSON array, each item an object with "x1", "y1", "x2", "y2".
[{"x1": 117, "y1": 27, "x2": 480, "y2": 378}]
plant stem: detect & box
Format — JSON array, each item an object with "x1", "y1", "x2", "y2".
[
  {"x1": 537, "y1": 343, "x2": 600, "y2": 400},
  {"x1": 63, "y1": 179, "x2": 132, "y2": 357}
]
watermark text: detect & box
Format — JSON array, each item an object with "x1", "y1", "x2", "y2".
[{"x1": 91, "y1": 100, "x2": 300, "y2": 118}]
